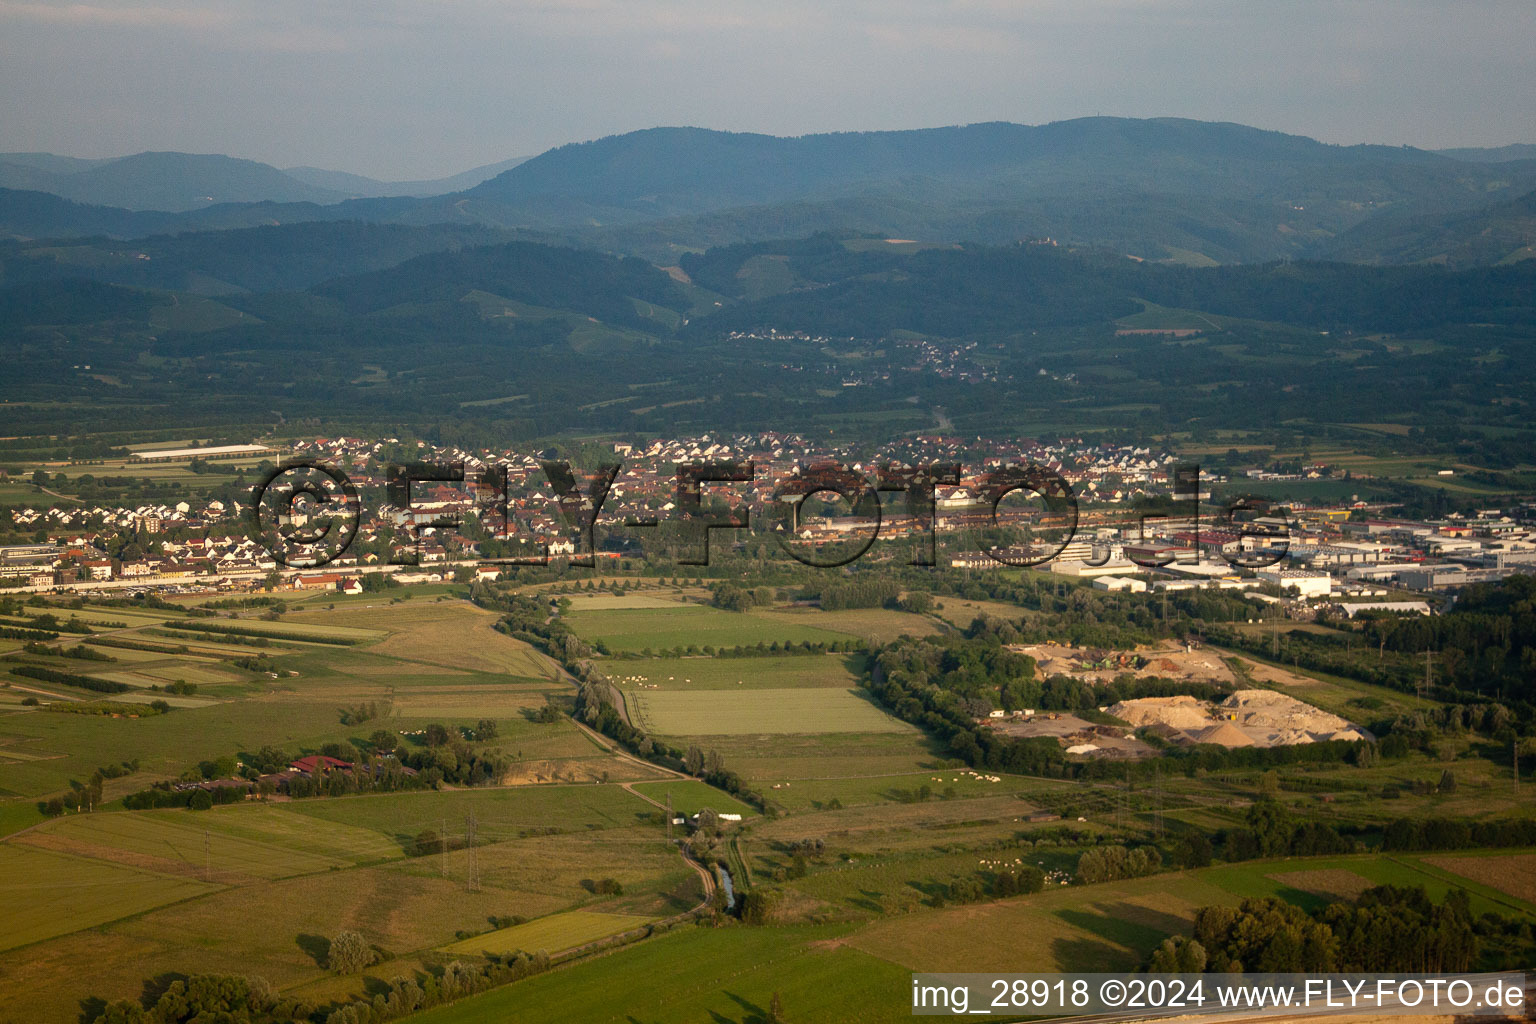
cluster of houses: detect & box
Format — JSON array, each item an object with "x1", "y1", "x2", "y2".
[
  {"x1": 10, "y1": 431, "x2": 1535, "y2": 601},
  {"x1": 174, "y1": 752, "x2": 417, "y2": 797}
]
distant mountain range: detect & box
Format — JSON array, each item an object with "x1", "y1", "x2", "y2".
[
  {"x1": 0, "y1": 151, "x2": 530, "y2": 212},
  {"x1": 3, "y1": 119, "x2": 1535, "y2": 268}
]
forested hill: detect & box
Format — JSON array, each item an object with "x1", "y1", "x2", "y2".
[
  {"x1": 310, "y1": 241, "x2": 690, "y2": 329},
  {"x1": 6, "y1": 119, "x2": 1536, "y2": 267},
  {"x1": 679, "y1": 235, "x2": 1536, "y2": 337}
]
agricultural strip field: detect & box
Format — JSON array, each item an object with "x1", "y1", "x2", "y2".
[
  {"x1": 438, "y1": 910, "x2": 649, "y2": 956},
  {"x1": 625, "y1": 687, "x2": 912, "y2": 736},
  {"x1": 562, "y1": 605, "x2": 854, "y2": 652},
  {"x1": 0, "y1": 843, "x2": 216, "y2": 952},
  {"x1": 608, "y1": 652, "x2": 867, "y2": 690}
]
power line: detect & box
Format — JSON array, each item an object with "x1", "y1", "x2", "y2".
[{"x1": 465, "y1": 810, "x2": 480, "y2": 893}]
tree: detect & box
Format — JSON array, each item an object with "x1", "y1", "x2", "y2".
[
  {"x1": 424, "y1": 722, "x2": 451, "y2": 747},
  {"x1": 413, "y1": 828, "x2": 443, "y2": 857},
  {"x1": 327, "y1": 930, "x2": 374, "y2": 974},
  {"x1": 684, "y1": 745, "x2": 705, "y2": 774},
  {"x1": 766, "y1": 991, "x2": 786, "y2": 1024},
  {"x1": 369, "y1": 728, "x2": 398, "y2": 754}
]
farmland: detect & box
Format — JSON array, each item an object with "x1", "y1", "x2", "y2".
[
  {"x1": 629, "y1": 779, "x2": 757, "y2": 817},
  {"x1": 0, "y1": 843, "x2": 216, "y2": 952},
  {"x1": 438, "y1": 910, "x2": 649, "y2": 956},
  {"x1": 608, "y1": 652, "x2": 867, "y2": 690},
  {"x1": 562, "y1": 604, "x2": 855, "y2": 652},
  {"x1": 1, "y1": 578, "x2": 1532, "y2": 1023},
  {"x1": 625, "y1": 687, "x2": 912, "y2": 736}
]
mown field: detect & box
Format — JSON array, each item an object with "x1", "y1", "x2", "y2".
[
  {"x1": 626, "y1": 687, "x2": 912, "y2": 736},
  {"x1": 20, "y1": 802, "x2": 402, "y2": 879},
  {"x1": 405, "y1": 923, "x2": 908, "y2": 1024},
  {"x1": 608, "y1": 652, "x2": 867, "y2": 690},
  {"x1": 438, "y1": 909, "x2": 649, "y2": 956},
  {"x1": 0, "y1": 843, "x2": 216, "y2": 952},
  {"x1": 286, "y1": 784, "x2": 653, "y2": 846}
]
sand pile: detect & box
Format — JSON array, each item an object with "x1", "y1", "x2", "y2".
[{"x1": 1105, "y1": 695, "x2": 1212, "y2": 730}]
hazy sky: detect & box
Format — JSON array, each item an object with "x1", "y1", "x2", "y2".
[{"x1": 1, "y1": 0, "x2": 1532, "y2": 180}]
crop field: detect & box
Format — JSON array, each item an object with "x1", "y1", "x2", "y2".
[
  {"x1": 0, "y1": 696, "x2": 367, "y2": 798},
  {"x1": 849, "y1": 869, "x2": 1234, "y2": 972},
  {"x1": 439, "y1": 910, "x2": 650, "y2": 956},
  {"x1": 83, "y1": 661, "x2": 247, "y2": 687},
  {"x1": 748, "y1": 606, "x2": 938, "y2": 645},
  {"x1": 1198, "y1": 854, "x2": 1535, "y2": 918},
  {"x1": 388, "y1": 686, "x2": 553, "y2": 719},
  {"x1": 561, "y1": 593, "x2": 687, "y2": 611},
  {"x1": 1424, "y1": 852, "x2": 1536, "y2": 907},
  {"x1": 406, "y1": 923, "x2": 910, "y2": 1024},
  {"x1": 290, "y1": 600, "x2": 553, "y2": 677},
  {"x1": 21, "y1": 804, "x2": 402, "y2": 880},
  {"x1": 626, "y1": 687, "x2": 912, "y2": 736},
  {"x1": 629, "y1": 779, "x2": 756, "y2": 817},
  {"x1": 609, "y1": 652, "x2": 866, "y2": 691},
  {"x1": 563, "y1": 605, "x2": 854, "y2": 652},
  {"x1": 685, "y1": 730, "x2": 942, "y2": 783},
  {"x1": 756, "y1": 770, "x2": 1045, "y2": 813},
  {"x1": 286, "y1": 783, "x2": 652, "y2": 845},
  {"x1": 0, "y1": 843, "x2": 216, "y2": 952}
]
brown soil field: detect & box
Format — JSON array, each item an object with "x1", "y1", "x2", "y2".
[{"x1": 1426, "y1": 853, "x2": 1536, "y2": 905}]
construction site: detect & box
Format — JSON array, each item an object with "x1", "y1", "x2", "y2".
[{"x1": 1007, "y1": 640, "x2": 1237, "y2": 685}]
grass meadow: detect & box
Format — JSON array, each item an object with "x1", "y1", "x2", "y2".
[
  {"x1": 626, "y1": 687, "x2": 911, "y2": 737},
  {"x1": 563, "y1": 605, "x2": 854, "y2": 652},
  {"x1": 608, "y1": 652, "x2": 867, "y2": 690}
]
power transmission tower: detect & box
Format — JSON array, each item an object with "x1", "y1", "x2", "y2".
[
  {"x1": 441, "y1": 816, "x2": 448, "y2": 878},
  {"x1": 204, "y1": 830, "x2": 211, "y2": 882},
  {"x1": 1152, "y1": 770, "x2": 1164, "y2": 838},
  {"x1": 465, "y1": 811, "x2": 480, "y2": 893},
  {"x1": 665, "y1": 791, "x2": 673, "y2": 841},
  {"x1": 1421, "y1": 651, "x2": 1434, "y2": 700}
]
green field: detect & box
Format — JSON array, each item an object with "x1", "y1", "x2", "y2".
[
  {"x1": 0, "y1": 843, "x2": 216, "y2": 952},
  {"x1": 610, "y1": 652, "x2": 868, "y2": 691},
  {"x1": 439, "y1": 910, "x2": 649, "y2": 956},
  {"x1": 563, "y1": 605, "x2": 854, "y2": 652},
  {"x1": 28, "y1": 803, "x2": 402, "y2": 878},
  {"x1": 626, "y1": 687, "x2": 912, "y2": 736},
  {"x1": 629, "y1": 780, "x2": 756, "y2": 817},
  {"x1": 286, "y1": 784, "x2": 652, "y2": 846},
  {"x1": 406, "y1": 923, "x2": 909, "y2": 1024}
]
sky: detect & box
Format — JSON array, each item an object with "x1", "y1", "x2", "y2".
[{"x1": 1, "y1": 0, "x2": 1533, "y2": 181}]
